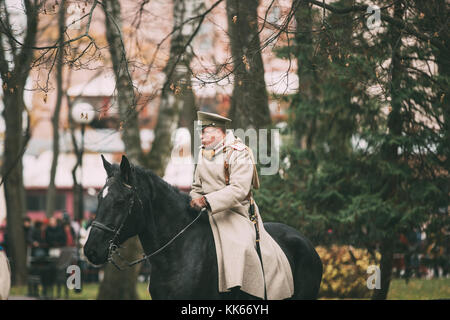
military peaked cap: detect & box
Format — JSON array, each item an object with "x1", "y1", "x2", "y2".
[{"x1": 197, "y1": 111, "x2": 232, "y2": 128}]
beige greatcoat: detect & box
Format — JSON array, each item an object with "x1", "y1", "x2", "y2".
[{"x1": 190, "y1": 131, "x2": 294, "y2": 300}]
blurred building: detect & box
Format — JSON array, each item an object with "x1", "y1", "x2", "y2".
[{"x1": 0, "y1": 0, "x2": 298, "y2": 221}]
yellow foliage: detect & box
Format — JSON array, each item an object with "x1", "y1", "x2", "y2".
[{"x1": 316, "y1": 245, "x2": 380, "y2": 299}]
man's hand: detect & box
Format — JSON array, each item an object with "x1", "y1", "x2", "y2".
[{"x1": 190, "y1": 196, "x2": 209, "y2": 211}]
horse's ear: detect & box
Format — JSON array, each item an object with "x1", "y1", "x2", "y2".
[
  {"x1": 101, "y1": 154, "x2": 113, "y2": 177},
  {"x1": 120, "y1": 155, "x2": 132, "y2": 184}
]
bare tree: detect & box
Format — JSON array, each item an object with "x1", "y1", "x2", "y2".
[
  {"x1": 97, "y1": 0, "x2": 143, "y2": 300},
  {"x1": 293, "y1": 0, "x2": 318, "y2": 149},
  {"x1": 67, "y1": 92, "x2": 84, "y2": 232},
  {"x1": 46, "y1": 0, "x2": 66, "y2": 218},
  {"x1": 145, "y1": 0, "x2": 206, "y2": 176},
  {"x1": 373, "y1": 0, "x2": 406, "y2": 300},
  {"x1": 96, "y1": 0, "x2": 209, "y2": 299},
  {"x1": 0, "y1": 0, "x2": 40, "y2": 286},
  {"x1": 225, "y1": 0, "x2": 271, "y2": 130}
]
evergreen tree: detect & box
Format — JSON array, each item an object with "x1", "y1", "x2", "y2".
[{"x1": 256, "y1": 0, "x2": 448, "y2": 299}]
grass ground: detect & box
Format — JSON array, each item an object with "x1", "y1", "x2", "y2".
[
  {"x1": 9, "y1": 282, "x2": 151, "y2": 300},
  {"x1": 387, "y1": 277, "x2": 450, "y2": 300},
  {"x1": 9, "y1": 278, "x2": 450, "y2": 300}
]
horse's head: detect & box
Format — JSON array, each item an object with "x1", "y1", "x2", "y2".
[{"x1": 84, "y1": 155, "x2": 143, "y2": 266}]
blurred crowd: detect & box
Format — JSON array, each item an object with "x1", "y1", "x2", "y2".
[
  {"x1": 0, "y1": 213, "x2": 99, "y2": 298},
  {"x1": 393, "y1": 227, "x2": 450, "y2": 280},
  {"x1": 0, "y1": 212, "x2": 96, "y2": 259}
]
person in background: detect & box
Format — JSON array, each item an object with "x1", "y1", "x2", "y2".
[
  {"x1": 29, "y1": 221, "x2": 48, "y2": 258},
  {"x1": 62, "y1": 211, "x2": 70, "y2": 224},
  {"x1": 23, "y1": 217, "x2": 32, "y2": 247},
  {"x1": 63, "y1": 222, "x2": 76, "y2": 247},
  {"x1": 45, "y1": 217, "x2": 66, "y2": 248}
]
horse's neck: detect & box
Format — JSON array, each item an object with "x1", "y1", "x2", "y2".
[{"x1": 137, "y1": 175, "x2": 192, "y2": 266}]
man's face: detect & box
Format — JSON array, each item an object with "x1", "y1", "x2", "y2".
[
  {"x1": 49, "y1": 218, "x2": 57, "y2": 227},
  {"x1": 201, "y1": 126, "x2": 225, "y2": 149}
]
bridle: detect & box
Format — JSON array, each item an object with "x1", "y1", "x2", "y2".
[{"x1": 91, "y1": 182, "x2": 205, "y2": 270}]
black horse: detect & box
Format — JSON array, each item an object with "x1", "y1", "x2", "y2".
[{"x1": 84, "y1": 155, "x2": 322, "y2": 299}]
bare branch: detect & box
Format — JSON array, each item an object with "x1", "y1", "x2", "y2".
[{"x1": 0, "y1": 0, "x2": 99, "y2": 51}]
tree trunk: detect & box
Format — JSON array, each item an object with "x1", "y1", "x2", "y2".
[
  {"x1": 67, "y1": 95, "x2": 84, "y2": 223},
  {"x1": 98, "y1": 0, "x2": 144, "y2": 300},
  {"x1": 226, "y1": 0, "x2": 271, "y2": 131},
  {"x1": 0, "y1": 0, "x2": 39, "y2": 286},
  {"x1": 96, "y1": 235, "x2": 143, "y2": 300},
  {"x1": 177, "y1": 77, "x2": 197, "y2": 159},
  {"x1": 100, "y1": 0, "x2": 203, "y2": 299},
  {"x1": 373, "y1": 0, "x2": 406, "y2": 300},
  {"x1": 294, "y1": 1, "x2": 318, "y2": 149},
  {"x1": 428, "y1": 0, "x2": 450, "y2": 173},
  {"x1": 103, "y1": 2, "x2": 141, "y2": 164},
  {"x1": 2, "y1": 93, "x2": 28, "y2": 286},
  {"x1": 145, "y1": 0, "x2": 203, "y2": 176},
  {"x1": 46, "y1": 0, "x2": 66, "y2": 218},
  {"x1": 372, "y1": 239, "x2": 395, "y2": 300}
]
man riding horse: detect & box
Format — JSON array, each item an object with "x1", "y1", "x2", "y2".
[{"x1": 189, "y1": 111, "x2": 294, "y2": 300}]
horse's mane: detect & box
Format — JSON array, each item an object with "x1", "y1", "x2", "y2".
[
  {"x1": 132, "y1": 165, "x2": 192, "y2": 205},
  {"x1": 109, "y1": 162, "x2": 195, "y2": 218}
]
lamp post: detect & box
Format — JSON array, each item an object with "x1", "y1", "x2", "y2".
[{"x1": 71, "y1": 102, "x2": 94, "y2": 222}]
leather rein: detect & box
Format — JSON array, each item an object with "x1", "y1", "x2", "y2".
[{"x1": 91, "y1": 183, "x2": 205, "y2": 270}]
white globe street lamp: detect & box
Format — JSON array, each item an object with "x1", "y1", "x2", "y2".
[{"x1": 71, "y1": 102, "x2": 95, "y2": 125}]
